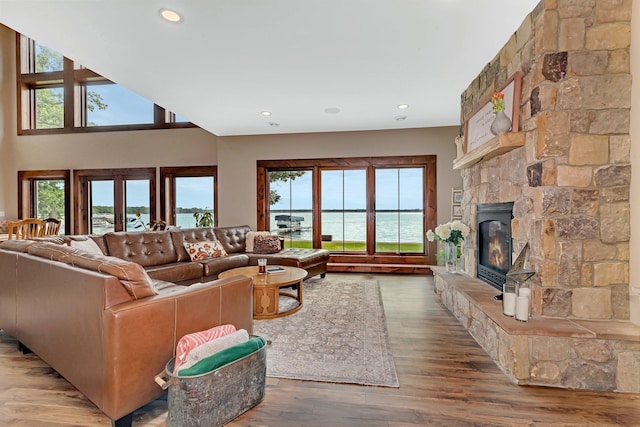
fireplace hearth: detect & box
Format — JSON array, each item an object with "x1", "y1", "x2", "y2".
[{"x1": 476, "y1": 202, "x2": 513, "y2": 291}]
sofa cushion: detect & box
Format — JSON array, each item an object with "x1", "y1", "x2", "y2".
[
  {"x1": 170, "y1": 227, "x2": 219, "y2": 262},
  {"x1": 183, "y1": 240, "x2": 227, "y2": 261},
  {"x1": 0, "y1": 239, "x2": 38, "y2": 253},
  {"x1": 67, "y1": 251, "x2": 158, "y2": 299},
  {"x1": 253, "y1": 235, "x2": 281, "y2": 254},
  {"x1": 176, "y1": 329, "x2": 250, "y2": 373},
  {"x1": 199, "y1": 253, "x2": 250, "y2": 277},
  {"x1": 174, "y1": 324, "x2": 237, "y2": 373},
  {"x1": 248, "y1": 247, "x2": 330, "y2": 269},
  {"x1": 104, "y1": 231, "x2": 178, "y2": 267},
  {"x1": 145, "y1": 261, "x2": 204, "y2": 284},
  {"x1": 245, "y1": 231, "x2": 273, "y2": 252},
  {"x1": 70, "y1": 238, "x2": 104, "y2": 255},
  {"x1": 27, "y1": 241, "x2": 75, "y2": 262},
  {"x1": 213, "y1": 225, "x2": 252, "y2": 254}
]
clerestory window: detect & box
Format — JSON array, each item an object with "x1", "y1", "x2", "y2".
[{"x1": 16, "y1": 35, "x2": 194, "y2": 134}]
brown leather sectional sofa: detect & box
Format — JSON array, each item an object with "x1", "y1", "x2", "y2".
[
  {"x1": 0, "y1": 225, "x2": 329, "y2": 426},
  {"x1": 92, "y1": 225, "x2": 330, "y2": 284}
]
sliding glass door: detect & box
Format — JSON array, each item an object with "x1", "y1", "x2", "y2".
[{"x1": 257, "y1": 156, "x2": 437, "y2": 264}]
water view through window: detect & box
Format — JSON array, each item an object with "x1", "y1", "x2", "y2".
[{"x1": 269, "y1": 167, "x2": 425, "y2": 253}]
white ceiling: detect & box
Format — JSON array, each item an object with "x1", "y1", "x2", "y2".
[{"x1": 0, "y1": 0, "x2": 539, "y2": 136}]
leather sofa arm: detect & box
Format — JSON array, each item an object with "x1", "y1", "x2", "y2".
[{"x1": 100, "y1": 275, "x2": 253, "y2": 420}]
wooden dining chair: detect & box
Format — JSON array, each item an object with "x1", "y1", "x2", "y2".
[
  {"x1": 43, "y1": 218, "x2": 62, "y2": 236},
  {"x1": 7, "y1": 218, "x2": 46, "y2": 240}
]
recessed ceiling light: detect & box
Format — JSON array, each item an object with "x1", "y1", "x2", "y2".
[
  {"x1": 261, "y1": 111, "x2": 272, "y2": 116},
  {"x1": 160, "y1": 8, "x2": 182, "y2": 23},
  {"x1": 397, "y1": 104, "x2": 409, "y2": 109},
  {"x1": 324, "y1": 107, "x2": 341, "y2": 114}
]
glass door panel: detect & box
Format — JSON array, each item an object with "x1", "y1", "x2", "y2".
[
  {"x1": 268, "y1": 170, "x2": 312, "y2": 248},
  {"x1": 321, "y1": 169, "x2": 366, "y2": 252},
  {"x1": 125, "y1": 179, "x2": 151, "y2": 231},
  {"x1": 375, "y1": 168, "x2": 424, "y2": 253},
  {"x1": 34, "y1": 179, "x2": 65, "y2": 222},
  {"x1": 398, "y1": 168, "x2": 424, "y2": 253},
  {"x1": 90, "y1": 180, "x2": 115, "y2": 234},
  {"x1": 175, "y1": 176, "x2": 214, "y2": 228}
]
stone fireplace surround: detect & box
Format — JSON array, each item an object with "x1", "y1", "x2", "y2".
[{"x1": 433, "y1": 1, "x2": 640, "y2": 393}]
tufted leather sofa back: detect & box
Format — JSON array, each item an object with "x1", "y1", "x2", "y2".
[
  {"x1": 170, "y1": 227, "x2": 219, "y2": 261},
  {"x1": 214, "y1": 225, "x2": 252, "y2": 254},
  {"x1": 104, "y1": 231, "x2": 177, "y2": 267}
]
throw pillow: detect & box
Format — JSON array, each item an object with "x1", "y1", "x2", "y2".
[
  {"x1": 183, "y1": 240, "x2": 228, "y2": 261},
  {"x1": 245, "y1": 231, "x2": 273, "y2": 252},
  {"x1": 174, "y1": 324, "x2": 237, "y2": 372},
  {"x1": 178, "y1": 336, "x2": 266, "y2": 377},
  {"x1": 253, "y1": 235, "x2": 281, "y2": 254},
  {"x1": 175, "y1": 329, "x2": 250, "y2": 373},
  {"x1": 70, "y1": 238, "x2": 104, "y2": 255}
]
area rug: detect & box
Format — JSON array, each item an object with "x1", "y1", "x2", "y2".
[{"x1": 253, "y1": 277, "x2": 399, "y2": 387}]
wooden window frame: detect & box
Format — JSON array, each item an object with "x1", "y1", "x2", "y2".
[
  {"x1": 73, "y1": 168, "x2": 156, "y2": 234},
  {"x1": 17, "y1": 170, "x2": 71, "y2": 235},
  {"x1": 159, "y1": 166, "x2": 218, "y2": 227},
  {"x1": 257, "y1": 155, "x2": 437, "y2": 266},
  {"x1": 16, "y1": 34, "x2": 196, "y2": 135}
]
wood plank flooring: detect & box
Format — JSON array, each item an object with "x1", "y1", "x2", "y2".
[{"x1": 1, "y1": 273, "x2": 639, "y2": 426}]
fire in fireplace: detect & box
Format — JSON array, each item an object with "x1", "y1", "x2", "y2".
[{"x1": 477, "y1": 202, "x2": 514, "y2": 291}]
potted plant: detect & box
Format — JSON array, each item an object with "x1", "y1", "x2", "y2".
[{"x1": 193, "y1": 211, "x2": 213, "y2": 227}]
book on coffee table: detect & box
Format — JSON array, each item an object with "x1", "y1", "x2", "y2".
[{"x1": 266, "y1": 266, "x2": 286, "y2": 274}]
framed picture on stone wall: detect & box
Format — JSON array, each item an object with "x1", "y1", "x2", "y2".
[
  {"x1": 464, "y1": 71, "x2": 521, "y2": 154},
  {"x1": 451, "y1": 188, "x2": 463, "y2": 220},
  {"x1": 452, "y1": 189, "x2": 463, "y2": 204}
]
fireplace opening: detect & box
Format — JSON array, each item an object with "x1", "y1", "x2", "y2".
[{"x1": 477, "y1": 202, "x2": 513, "y2": 291}]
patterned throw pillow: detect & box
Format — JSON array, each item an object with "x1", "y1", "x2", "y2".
[
  {"x1": 253, "y1": 235, "x2": 281, "y2": 254},
  {"x1": 245, "y1": 231, "x2": 273, "y2": 252},
  {"x1": 174, "y1": 324, "x2": 237, "y2": 372},
  {"x1": 183, "y1": 240, "x2": 228, "y2": 261}
]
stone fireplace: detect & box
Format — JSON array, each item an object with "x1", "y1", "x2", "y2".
[{"x1": 433, "y1": 1, "x2": 640, "y2": 393}]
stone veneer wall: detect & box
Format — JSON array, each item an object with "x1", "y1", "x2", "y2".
[{"x1": 459, "y1": 0, "x2": 632, "y2": 321}]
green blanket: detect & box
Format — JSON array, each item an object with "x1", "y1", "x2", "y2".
[{"x1": 177, "y1": 336, "x2": 265, "y2": 377}]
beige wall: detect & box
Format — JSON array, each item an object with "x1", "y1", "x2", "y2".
[
  {"x1": 217, "y1": 127, "x2": 460, "y2": 228},
  {"x1": 0, "y1": 24, "x2": 13, "y2": 219},
  {"x1": 0, "y1": 24, "x2": 461, "y2": 231},
  {"x1": 630, "y1": 1, "x2": 640, "y2": 325}
]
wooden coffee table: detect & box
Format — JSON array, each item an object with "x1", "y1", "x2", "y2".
[{"x1": 218, "y1": 265, "x2": 307, "y2": 319}]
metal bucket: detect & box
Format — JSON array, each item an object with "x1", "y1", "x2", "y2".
[{"x1": 155, "y1": 341, "x2": 267, "y2": 427}]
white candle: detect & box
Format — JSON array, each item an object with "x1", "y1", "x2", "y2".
[
  {"x1": 515, "y1": 295, "x2": 530, "y2": 321},
  {"x1": 519, "y1": 287, "x2": 531, "y2": 297},
  {"x1": 503, "y1": 292, "x2": 517, "y2": 316}
]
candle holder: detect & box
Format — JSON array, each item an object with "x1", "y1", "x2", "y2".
[
  {"x1": 502, "y1": 281, "x2": 517, "y2": 316},
  {"x1": 504, "y1": 243, "x2": 536, "y2": 320}
]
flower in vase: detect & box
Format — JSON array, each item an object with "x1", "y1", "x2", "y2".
[
  {"x1": 426, "y1": 220, "x2": 470, "y2": 246},
  {"x1": 491, "y1": 92, "x2": 506, "y2": 112}
]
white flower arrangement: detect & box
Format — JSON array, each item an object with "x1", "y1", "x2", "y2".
[{"x1": 426, "y1": 220, "x2": 470, "y2": 246}]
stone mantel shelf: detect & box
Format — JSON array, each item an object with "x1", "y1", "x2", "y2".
[{"x1": 453, "y1": 132, "x2": 525, "y2": 170}]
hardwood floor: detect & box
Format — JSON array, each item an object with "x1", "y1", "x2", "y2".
[{"x1": 1, "y1": 273, "x2": 639, "y2": 426}]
